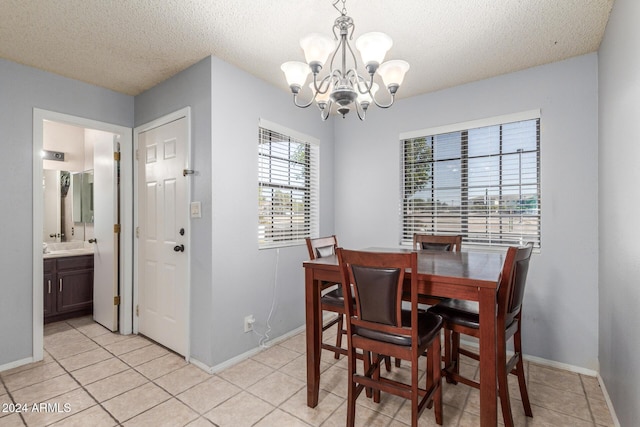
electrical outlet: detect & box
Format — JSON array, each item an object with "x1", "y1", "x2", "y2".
[{"x1": 244, "y1": 315, "x2": 255, "y2": 333}]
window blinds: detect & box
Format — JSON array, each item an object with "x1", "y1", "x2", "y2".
[
  {"x1": 258, "y1": 126, "x2": 319, "y2": 249},
  {"x1": 401, "y1": 117, "x2": 541, "y2": 248}
]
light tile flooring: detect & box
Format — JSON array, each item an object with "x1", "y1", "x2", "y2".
[{"x1": 0, "y1": 316, "x2": 614, "y2": 426}]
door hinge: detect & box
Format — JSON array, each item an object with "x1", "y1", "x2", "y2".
[
  {"x1": 114, "y1": 296, "x2": 121, "y2": 306},
  {"x1": 113, "y1": 151, "x2": 121, "y2": 161},
  {"x1": 135, "y1": 227, "x2": 140, "y2": 238},
  {"x1": 135, "y1": 149, "x2": 139, "y2": 161},
  {"x1": 114, "y1": 224, "x2": 121, "y2": 233},
  {"x1": 136, "y1": 305, "x2": 139, "y2": 317}
]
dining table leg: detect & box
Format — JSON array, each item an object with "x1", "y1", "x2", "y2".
[
  {"x1": 478, "y1": 286, "x2": 498, "y2": 426},
  {"x1": 305, "y1": 267, "x2": 321, "y2": 407}
]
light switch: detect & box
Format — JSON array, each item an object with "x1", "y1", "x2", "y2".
[{"x1": 190, "y1": 201, "x2": 202, "y2": 218}]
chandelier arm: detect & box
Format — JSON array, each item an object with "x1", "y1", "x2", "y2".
[
  {"x1": 292, "y1": 92, "x2": 316, "y2": 109},
  {"x1": 312, "y1": 73, "x2": 334, "y2": 94},
  {"x1": 345, "y1": 35, "x2": 360, "y2": 71},
  {"x1": 371, "y1": 92, "x2": 396, "y2": 109},
  {"x1": 355, "y1": 101, "x2": 367, "y2": 120},
  {"x1": 320, "y1": 100, "x2": 332, "y2": 120},
  {"x1": 353, "y1": 73, "x2": 373, "y2": 94}
]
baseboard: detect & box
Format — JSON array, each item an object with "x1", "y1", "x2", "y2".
[
  {"x1": 597, "y1": 373, "x2": 622, "y2": 427},
  {"x1": 189, "y1": 323, "x2": 308, "y2": 375},
  {"x1": 0, "y1": 356, "x2": 34, "y2": 374}
]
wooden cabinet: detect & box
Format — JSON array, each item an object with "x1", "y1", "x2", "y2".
[{"x1": 44, "y1": 255, "x2": 93, "y2": 323}]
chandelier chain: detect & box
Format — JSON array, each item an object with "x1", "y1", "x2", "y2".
[{"x1": 333, "y1": 0, "x2": 348, "y2": 16}]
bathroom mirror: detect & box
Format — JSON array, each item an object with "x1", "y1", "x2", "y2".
[
  {"x1": 44, "y1": 169, "x2": 94, "y2": 243},
  {"x1": 72, "y1": 170, "x2": 94, "y2": 224}
]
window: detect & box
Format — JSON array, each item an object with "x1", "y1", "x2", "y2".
[
  {"x1": 401, "y1": 111, "x2": 541, "y2": 248},
  {"x1": 258, "y1": 120, "x2": 319, "y2": 248}
]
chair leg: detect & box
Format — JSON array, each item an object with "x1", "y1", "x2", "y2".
[
  {"x1": 364, "y1": 350, "x2": 373, "y2": 399},
  {"x1": 372, "y1": 352, "x2": 381, "y2": 403},
  {"x1": 432, "y1": 333, "x2": 443, "y2": 425},
  {"x1": 514, "y1": 327, "x2": 533, "y2": 417},
  {"x1": 443, "y1": 329, "x2": 458, "y2": 384},
  {"x1": 346, "y1": 346, "x2": 357, "y2": 427},
  {"x1": 496, "y1": 332, "x2": 518, "y2": 427},
  {"x1": 411, "y1": 352, "x2": 420, "y2": 427},
  {"x1": 334, "y1": 315, "x2": 344, "y2": 359}
]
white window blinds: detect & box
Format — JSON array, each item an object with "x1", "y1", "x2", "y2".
[
  {"x1": 258, "y1": 124, "x2": 319, "y2": 249},
  {"x1": 401, "y1": 115, "x2": 541, "y2": 248}
]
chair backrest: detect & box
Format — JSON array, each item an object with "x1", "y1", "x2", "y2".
[
  {"x1": 337, "y1": 248, "x2": 419, "y2": 336},
  {"x1": 306, "y1": 235, "x2": 338, "y2": 260},
  {"x1": 413, "y1": 234, "x2": 462, "y2": 252},
  {"x1": 498, "y1": 243, "x2": 533, "y2": 323}
]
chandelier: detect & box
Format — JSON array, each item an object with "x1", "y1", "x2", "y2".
[{"x1": 281, "y1": 0, "x2": 409, "y2": 120}]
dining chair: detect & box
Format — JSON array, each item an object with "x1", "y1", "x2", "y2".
[
  {"x1": 428, "y1": 243, "x2": 534, "y2": 427},
  {"x1": 305, "y1": 236, "x2": 347, "y2": 359},
  {"x1": 413, "y1": 233, "x2": 463, "y2": 252},
  {"x1": 337, "y1": 248, "x2": 444, "y2": 427}
]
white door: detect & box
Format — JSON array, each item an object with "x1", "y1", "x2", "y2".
[
  {"x1": 91, "y1": 130, "x2": 119, "y2": 332},
  {"x1": 137, "y1": 117, "x2": 189, "y2": 355}
]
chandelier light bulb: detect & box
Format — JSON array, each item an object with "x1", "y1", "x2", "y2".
[
  {"x1": 300, "y1": 33, "x2": 335, "y2": 69},
  {"x1": 281, "y1": 61, "x2": 310, "y2": 90},
  {"x1": 355, "y1": 32, "x2": 393, "y2": 70},
  {"x1": 377, "y1": 60, "x2": 410, "y2": 90}
]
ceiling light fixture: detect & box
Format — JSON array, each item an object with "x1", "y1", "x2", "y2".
[{"x1": 281, "y1": 0, "x2": 409, "y2": 120}]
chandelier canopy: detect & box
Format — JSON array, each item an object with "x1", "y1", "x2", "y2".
[{"x1": 281, "y1": 0, "x2": 409, "y2": 120}]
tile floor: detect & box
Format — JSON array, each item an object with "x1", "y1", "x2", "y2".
[{"x1": 0, "y1": 316, "x2": 614, "y2": 426}]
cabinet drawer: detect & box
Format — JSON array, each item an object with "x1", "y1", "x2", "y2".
[
  {"x1": 44, "y1": 259, "x2": 56, "y2": 274},
  {"x1": 56, "y1": 255, "x2": 94, "y2": 271}
]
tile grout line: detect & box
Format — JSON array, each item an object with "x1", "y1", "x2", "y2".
[
  {"x1": 0, "y1": 374, "x2": 28, "y2": 426},
  {"x1": 43, "y1": 320, "x2": 123, "y2": 427}
]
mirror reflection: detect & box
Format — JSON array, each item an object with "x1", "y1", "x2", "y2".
[{"x1": 44, "y1": 169, "x2": 94, "y2": 242}]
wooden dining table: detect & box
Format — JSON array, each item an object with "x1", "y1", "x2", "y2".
[{"x1": 303, "y1": 247, "x2": 505, "y2": 427}]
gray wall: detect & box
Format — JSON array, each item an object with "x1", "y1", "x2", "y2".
[
  {"x1": 334, "y1": 53, "x2": 600, "y2": 369},
  {"x1": 598, "y1": 0, "x2": 640, "y2": 424},
  {"x1": 209, "y1": 56, "x2": 334, "y2": 365},
  {"x1": 0, "y1": 58, "x2": 133, "y2": 365},
  {"x1": 134, "y1": 55, "x2": 335, "y2": 366}
]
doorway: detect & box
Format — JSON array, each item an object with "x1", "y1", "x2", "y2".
[
  {"x1": 32, "y1": 109, "x2": 133, "y2": 362},
  {"x1": 134, "y1": 108, "x2": 191, "y2": 358}
]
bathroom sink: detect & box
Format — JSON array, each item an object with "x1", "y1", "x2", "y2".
[{"x1": 43, "y1": 242, "x2": 94, "y2": 258}]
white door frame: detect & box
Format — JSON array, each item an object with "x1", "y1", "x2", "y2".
[
  {"x1": 32, "y1": 108, "x2": 134, "y2": 361},
  {"x1": 133, "y1": 107, "x2": 192, "y2": 361}
]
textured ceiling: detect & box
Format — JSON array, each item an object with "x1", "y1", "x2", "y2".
[{"x1": 0, "y1": 0, "x2": 614, "y2": 98}]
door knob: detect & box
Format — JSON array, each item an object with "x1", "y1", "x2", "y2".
[
  {"x1": 89, "y1": 238, "x2": 97, "y2": 243},
  {"x1": 173, "y1": 244, "x2": 185, "y2": 252}
]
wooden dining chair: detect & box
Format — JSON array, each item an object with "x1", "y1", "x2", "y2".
[
  {"x1": 337, "y1": 248, "x2": 444, "y2": 427},
  {"x1": 305, "y1": 236, "x2": 347, "y2": 359},
  {"x1": 413, "y1": 233, "x2": 463, "y2": 252},
  {"x1": 428, "y1": 243, "x2": 534, "y2": 427}
]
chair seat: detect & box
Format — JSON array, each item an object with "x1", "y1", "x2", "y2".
[
  {"x1": 430, "y1": 298, "x2": 518, "y2": 330},
  {"x1": 429, "y1": 299, "x2": 480, "y2": 329},
  {"x1": 354, "y1": 310, "x2": 442, "y2": 347},
  {"x1": 321, "y1": 286, "x2": 345, "y2": 308}
]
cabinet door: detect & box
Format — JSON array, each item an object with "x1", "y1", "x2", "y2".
[
  {"x1": 56, "y1": 269, "x2": 93, "y2": 314},
  {"x1": 43, "y1": 272, "x2": 56, "y2": 318}
]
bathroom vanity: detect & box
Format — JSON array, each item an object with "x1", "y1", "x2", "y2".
[{"x1": 43, "y1": 253, "x2": 94, "y2": 323}]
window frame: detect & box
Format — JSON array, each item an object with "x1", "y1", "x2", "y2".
[
  {"x1": 258, "y1": 119, "x2": 319, "y2": 249},
  {"x1": 400, "y1": 110, "x2": 541, "y2": 249}
]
